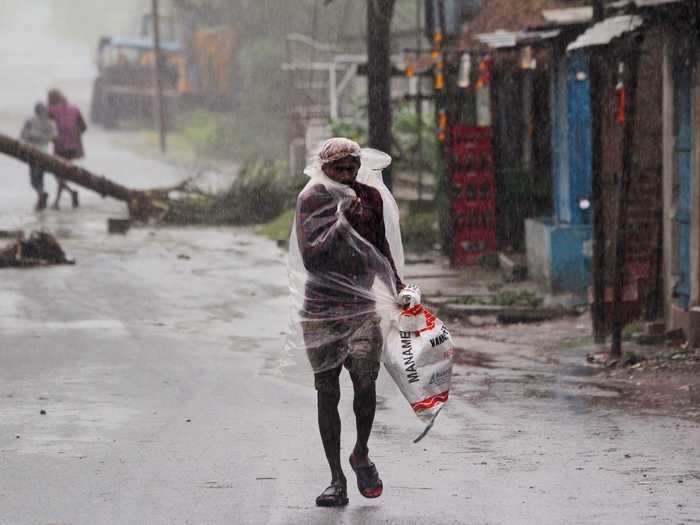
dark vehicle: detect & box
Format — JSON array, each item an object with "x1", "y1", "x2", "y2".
[
  {"x1": 90, "y1": 36, "x2": 181, "y2": 128},
  {"x1": 90, "y1": 11, "x2": 236, "y2": 128}
]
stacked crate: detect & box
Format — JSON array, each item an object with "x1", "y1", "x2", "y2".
[{"x1": 449, "y1": 125, "x2": 497, "y2": 265}]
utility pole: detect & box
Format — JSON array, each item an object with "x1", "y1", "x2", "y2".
[
  {"x1": 415, "y1": 0, "x2": 424, "y2": 201},
  {"x1": 367, "y1": 0, "x2": 396, "y2": 191},
  {"x1": 152, "y1": 0, "x2": 167, "y2": 153},
  {"x1": 611, "y1": 46, "x2": 641, "y2": 359},
  {"x1": 590, "y1": 0, "x2": 607, "y2": 343}
]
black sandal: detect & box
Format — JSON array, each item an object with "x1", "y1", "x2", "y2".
[
  {"x1": 315, "y1": 483, "x2": 349, "y2": 507},
  {"x1": 349, "y1": 454, "x2": 383, "y2": 498}
]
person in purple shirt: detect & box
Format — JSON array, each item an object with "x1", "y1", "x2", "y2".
[{"x1": 47, "y1": 89, "x2": 86, "y2": 209}]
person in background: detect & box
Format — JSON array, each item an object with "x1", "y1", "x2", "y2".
[
  {"x1": 47, "y1": 89, "x2": 86, "y2": 209},
  {"x1": 20, "y1": 102, "x2": 57, "y2": 211}
]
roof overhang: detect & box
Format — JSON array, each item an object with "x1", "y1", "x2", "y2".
[
  {"x1": 634, "y1": 0, "x2": 683, "y2": 6},
  {"x1": 476, "y1": 29, "x2": 561, "y2": 49},
  {"x1": 542, "y1": 7, "x2": 594, "y2": 26},
  {"x1": 567, "y1": 15, "x2": 644, "y2": 51}
]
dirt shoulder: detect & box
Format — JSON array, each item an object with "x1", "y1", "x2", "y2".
[
  {"x1": 602, "y1": 345, "x2": 700, "y2": 423},
  {"x1": 447, "y1": 311, "x2": 700, "y2": 424}
]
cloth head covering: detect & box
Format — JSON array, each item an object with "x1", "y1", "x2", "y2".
[{"x1": 318, "y1": 137, "x2": 361, "y2": 165}]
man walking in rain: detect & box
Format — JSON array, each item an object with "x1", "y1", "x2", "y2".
[{"x1": 289, "y1": 138, "x2": 420, "y2": 507}]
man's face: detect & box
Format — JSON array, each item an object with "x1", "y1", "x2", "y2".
[{"x1": 322, "y1": 155, "x2": 361, "y2": 185}]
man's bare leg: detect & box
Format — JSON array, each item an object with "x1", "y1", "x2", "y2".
[
  {"x1": 317, "y1": 375, "x2": 346, "y2": 486},
  {"x1": 314, "y1": 366, "x2": 349, "y2": 506},
  {"x1": 52, "y1": 179, "x2": 65, "y2": 209},
  {"x1": 348, "y1": 365, "x2": 383, "y2": 498},
  {"x1": 350, "y1": 370, "x2": 376, "y2": 464}
]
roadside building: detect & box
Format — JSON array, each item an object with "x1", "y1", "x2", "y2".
[
  {"x1": 461, "y1": 4, "x2": 593, "y2": 289},
  {"x1": 642, "y1": 0, "x2": 700, "y2": 345}
]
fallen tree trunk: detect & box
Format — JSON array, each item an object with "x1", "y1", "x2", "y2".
[
  {"x1": 0, "y1": 132, "x2": 172, "y2": 221},
  {"x1": 0, "y1": 133, "x2": 139, "y2": 202}
]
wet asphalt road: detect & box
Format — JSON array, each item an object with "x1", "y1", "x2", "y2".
[
  {"x1": 1, "y1": 161, "x2": 699, "y2": 525},
  {"x1": 2, "y1": 4, "x2": 700, "y2": 524}
]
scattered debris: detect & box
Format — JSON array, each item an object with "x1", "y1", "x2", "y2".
[
  {"x1": 107, "y1": 218, "x2": 131, "y2": 235},
  {"x1": 456, "y1": 290, "x2": 544, "y2": 309},
  {"x1": 0, "y1": 231, "x2": 74, "y2": 268},
  {"x1": 665, "y1": 328, "x2": 686, "y2": 344},
  {"x1": 497, "y1": 308, "x2": 570, "y2": 325},
  {"x1": 0, "y1": 230, "x2": 22, "y2": 239},
  {"x1": 619, "y1": 351, "x2": 645, "y2": 368},
  {"x1": 498, "y1": 252, "x2": 528, "y2": 282}
]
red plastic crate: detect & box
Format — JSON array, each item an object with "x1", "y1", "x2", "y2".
[
  {"x1": 453, "y1": 210, "x2": 497, "y2": 230},
  {"x1": 451, "y1": 146, "x2": 493, "y2": 170},
  {"x1": 452, "y1": 228, "x2": 498, "y2": 266},
  {"x1": 450, "y1": 125, "x2": 492, "y2": 144},
  {"x1": 451, "y1": 199, "x2": 496, "y2": 217},
  {"x1": 451, "y1": 170, "x2": 495, "y2": 187},
  {"x1": 448, "y1": 124, "x2": 497, "y2": 267},
  {"x1": 451, "y1": 182, "x2": 497, "y2": 204}
]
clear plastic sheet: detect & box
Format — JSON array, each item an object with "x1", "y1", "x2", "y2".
[
  {"x1": 285, "y1": 142, "x2": 453, "y2": 440},
  {"x1": 285, "y1": 147, "x2": 404, "y2": 374}
]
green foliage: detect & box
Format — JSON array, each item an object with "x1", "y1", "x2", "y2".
[
  {"x1": 174, "y1": 109, "x2": 287, "y2": 163},
  {"x1": 210, "y1": 159, "x2": 293, "y2": 224},
  {"x1": 559, "y1": 336, "x2": 595, "y2": 350},
  {"x1": 178, "y1": 110, "x2": 221, "y2": 157},
  {"x1": 392, "y1": 104, "x2": 441, "y2": 175},
  {"x1": 331, "y1": 103, "x2": 441, "y2": 175},
  {"x1": 330, "y1": 118, "x2": 368, "y2": 145},
  {"x1": 401, "y1": 210, "x2": 439, "y2": 253},
  {"x1": 165, "y1": 159, "x2": 297, "y2": 225},
  {"x1": 478, "y1": 253, "x2": 501, "y2": 270},
  {"x1": 257, "y1": 208, "x2": 296, "y2": 243}
]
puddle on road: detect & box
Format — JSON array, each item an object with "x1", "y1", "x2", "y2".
[
  {"x1": 523, "y1": 383, "x2": 622, "y2": 400},
  {"x1": 453, "y1": 348, "x2": 496, "y2": 368},
  {"x1": 0, "y1": 318, "x2": 128, "y2": 336}
]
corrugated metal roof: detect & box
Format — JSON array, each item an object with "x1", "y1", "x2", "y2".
[
  {"x1": 635, "y1": 0, "x2": 683, "y2": 6},
  {"x1": 476, "y1": 29, "x2": 561, "y2": 49},
  {"x1": 542, "y1": 7, "x2": 593, "y2": 25},
  {"x1": 567, "y1": 15, "x2": 644, "y2": 51}
]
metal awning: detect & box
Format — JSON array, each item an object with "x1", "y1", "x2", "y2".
[
  {"x1": 567, "y1": 15, "x2": 644, "y2": 51},
  {"x1": 635, "y1": 0, "x2": 683, "y2": 6},
  {"x1": 542, "y1": 7, "x2": 593, "y2": 26},
  {"x1": 476, "y1": 29, "x2": 561, "y2": 49}
]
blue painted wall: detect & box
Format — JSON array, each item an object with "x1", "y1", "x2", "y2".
[
  {"x1": 529, "y1": 49, "x2": 593, "y2": 293},
  {"x1": 566, "y1": 51, "x2": 593, "y2": 225},
  {"x1": 525, "y1": 218, "x2": 592, "y2": 293},
  {"x1": 673, "y1": 55, "x2": 693, "y2": 309},
  {"x1": 551, "y1": 50, "x2": 592, "y2": 225},
  {"x1": 551, "y1": 55, "x2": 568, "y2": 223}
]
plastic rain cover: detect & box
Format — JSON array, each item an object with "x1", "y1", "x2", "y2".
[{"x1": 285, "y1": 139, "x2": 452, "y2": 440}]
